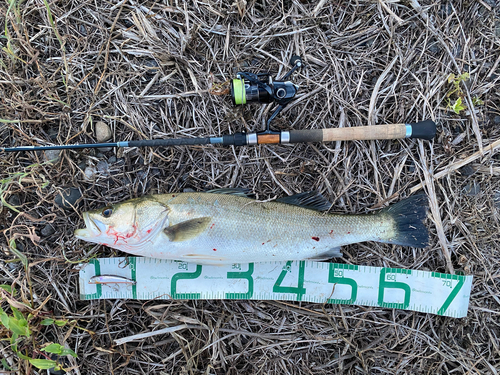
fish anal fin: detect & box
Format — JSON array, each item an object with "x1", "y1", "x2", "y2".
[
  {"x1": 306, "y1": 247, "x2": 343, "y2": 261},
  {"x1": 276, "y1": 191, "x2": 332, "y2": 211},
  {"x1": 164, "y1": 217, "x2": 211, "y2": 242}
]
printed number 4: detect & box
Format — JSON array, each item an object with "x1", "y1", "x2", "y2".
[{"x1": 273, "y1": 261, "x2": 306, "y2": 301}]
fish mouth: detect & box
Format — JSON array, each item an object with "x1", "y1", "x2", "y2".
[{"x1": 74, "y1": 212, "x2": 106, "y2": 239}]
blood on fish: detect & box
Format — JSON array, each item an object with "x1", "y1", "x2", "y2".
[
  {"x1": 106, "y1": 224, "x2": 138, "y2": 245},
  {"x1": 146, "y1": 229, "x2": 152, "y2": 234},
  {"x1": 213, "y1": 248, "x2": 217, "y2": 251},
  {"x1": 329, "y1": 230, "x2": 334, "y2": 235},
  {"x1": 210, "y1": 223, "x2": 215, "y2": 229},
  {"x1": 312, "y1": 236, "x2": 320, "y2": 242}
]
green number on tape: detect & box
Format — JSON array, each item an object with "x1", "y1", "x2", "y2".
[
  {"x1": 378, "y1": 268, "x2": 411, "y2": 309},
  {"x1": 226, "y1": 263, "x2": 254, "y2": 299},
  {"x1": 128, "y1": 258, "x2": 137, "y2": 299},
  {"x1": 432, "y1": 273, "x2": 466, "y2": 316},
  {"x1": 87, "y1": 258, "x2": 102, "y2": 300},
  {"x1": 327, "y1": 264, "x2": 358, "y2": 304},
  {"x1": 273, "y1": 261, "x2": 306, "y2": 301},
  {"x1": 171, "y1": 264, "x2": 202, "y2": 299}
]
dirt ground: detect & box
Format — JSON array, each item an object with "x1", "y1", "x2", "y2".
[{"x1": 1, "y1": 0, "x2": 500, "y2": 374}]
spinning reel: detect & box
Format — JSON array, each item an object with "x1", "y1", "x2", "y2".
[{"x1": 230, "y1": 56, "x2": 303, "y2": 132}]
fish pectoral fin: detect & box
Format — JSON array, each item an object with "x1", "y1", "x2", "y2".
[
  {"x1": 306, "y1": 246, "x2": 343, "y2": 261},
  {"x1": 164, "y1": 217, "x2": 211, "y2": 242}
]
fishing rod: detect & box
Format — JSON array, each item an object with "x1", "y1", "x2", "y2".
[{"x1": 0, "y1": 56, "x2": 437, "y2": 153}]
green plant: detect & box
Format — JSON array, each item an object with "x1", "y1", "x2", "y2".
[
  {"x1": 0, "y1": 162, "x2": 50, "y2": 213},
  {"x1": 0, "y1": 287, "x2": 78, "y2": 372},
  {"x1": 3, "y1": 0, "x2": 27, "y2": 64},
  {"x1": 446, "y1": 72, "x2": 483, "y2": 114}
]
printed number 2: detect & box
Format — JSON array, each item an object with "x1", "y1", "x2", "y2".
[
  {"x1": 171, "y1": 265, "x2": 202, "y2": 299},
  {"x1": 273, "y1": 261, "x2": 306, "y2": 301},
  {"x1": 377, "y1": 268, "x2": 411, "y2": 309}
]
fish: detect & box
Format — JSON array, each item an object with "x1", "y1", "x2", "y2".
[{"x1": 74, "y1": 190, "x2": 429, "y2": 265}]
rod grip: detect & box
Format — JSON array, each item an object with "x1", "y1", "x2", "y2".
[{"x1": 289, "y1": 121, "x2": 437, "y2": 143}]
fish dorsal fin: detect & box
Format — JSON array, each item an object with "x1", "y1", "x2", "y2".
[
  {"x1": 276, "y1": 191, "x2": 332, "y2": 211},
  {"x1": 205, "y1": 188, "x2": 254, "y2": 198},
  {"x1": 164, "y1": 217, "x2": 211, "y2": 242}
]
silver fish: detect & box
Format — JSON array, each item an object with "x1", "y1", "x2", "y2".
[
  {"x1": 89, "y1": 275, "x2": 136, "y2": 285},
  {"x1": 74, "y1": 190, "x2": 429, "y2": 265}
]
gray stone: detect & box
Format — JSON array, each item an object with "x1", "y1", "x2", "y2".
[
  {"x1": 97, "y1": 147, "x2": 113, "y2": 152},
  {"x1": 95, "y1": 121, "x2": 112, "y2": 142},
  {"x1": 459, "y1": 165, "x2": 475, "y2": 176},
  {"x1": 463, "y1": 181, "x2": 481, "y2": 196},
  {"x1": 96, "y1": 160, "x2": 109, "y2": 174},
  {"x1": 41, "y1": 224, "x2": 56, "y2": 237},
  {"x1": 494, "y1": 116, "x2": 500, "y2": 125},
  {"x1": 7, "y1": 194, "x2": 21, "y2": 208},
  {"x1": 84, "y1": 166, "x2": 97, "y2": 180},
  {"x1": 42, "y1": 149, "x2": 61, "y2": 163},
  {"x1": 55, "y1": 187, "x2": 82, "y2": 209},
  {"x1": 108, "y1": 156, "x2": 117, "y2": 164}
]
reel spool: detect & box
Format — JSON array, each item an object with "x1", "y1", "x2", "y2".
[{"x1": 230, "y1": 56, "x2": 303, "y2": 131}]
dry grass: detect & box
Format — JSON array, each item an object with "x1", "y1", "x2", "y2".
[{"x1": 1, "y1": 0, "x2": 500, "y2": 374}]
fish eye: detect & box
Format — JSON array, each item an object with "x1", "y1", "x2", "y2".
[{"x1": 102, "y1": 207, "x2": 113, "y2": 218}]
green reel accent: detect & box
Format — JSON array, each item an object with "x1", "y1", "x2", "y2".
[{"x1": 231, "y1": 78, "x2": 246, "y2": 105}]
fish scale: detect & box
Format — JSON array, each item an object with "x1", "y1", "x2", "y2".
[{"x1": 160, "y1": 193, "x2": 394, "y2": 263}]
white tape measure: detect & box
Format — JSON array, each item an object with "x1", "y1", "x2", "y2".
[{"x1": 79, "y1": 257, "x2": 472, "y2": 318}]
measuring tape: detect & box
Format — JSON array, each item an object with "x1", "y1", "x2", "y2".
[{"x1": 79, "y1": 257, "x2": 472, "y2": 318}]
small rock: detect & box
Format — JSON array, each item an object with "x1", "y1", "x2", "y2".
[
  {"x1": 95, "y1": 121, "x2": 112, "y2": 142},
  {"x1": 494, "y1": 191, "x2": 500, "y2": 210},
  {"x1": 108, "y1": 156, "x2": 117, "y2": 164},
  {"x1": 42, "y1": 149, "x2": 61, "y2": 163},
  {"x1": 41, "y1": 224, "x2": 56, "y2": 237},
  {"x1": 97, "y1": 147, "x2": 113, "y2": 153},
  {"x1": 79, "y1": 24, "x2": 87, "y2": 36},
  {"x1": 428, "y1": 43, "x2": 441, "y2": 54},
  {"x1": 84, "y1": 166, "x2": 97, "y2": 180},
  {"x1": 459, "y1": 165, "x2": 476, "y2": 176},
  {"x1": 96, "y1": 160, "x2": 109, "y2": 174},
  {"x1": 78, "y1": 161, "x2": 87, "y2": 170},
  {"x1": 144, "y1": 59, "x2": 159, "y2": 74},
  {"x1": 463, "y1": 181, "x2": 481, "y2": 196},
  {"x1": 55, "y1": 187, "x2": 82, "y2": 209},
  {"x1": 7, "y1": 194, "x2": 21, "y2": 208},
  {"x1": 494, "y1": 116, "x2": 500, "y2": 125},
  {"x1": 48, "y1": 127, "x2": 59, "y2": 141}
]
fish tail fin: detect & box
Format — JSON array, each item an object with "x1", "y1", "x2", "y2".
[{"x1": 378, "y1": 194, "x2": 429, "y2": 248}]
